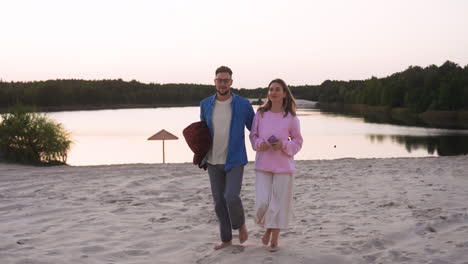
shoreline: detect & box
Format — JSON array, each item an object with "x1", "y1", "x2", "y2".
[
  {"x1": 0, "y1": 103, "x2": 200, "y2": 114},
  {"x1": 0, "y1": 99, "x2": 317, "y2": 114},
  {"x1": 317, "y1": 102, "x2": 468, "y2": 129}
]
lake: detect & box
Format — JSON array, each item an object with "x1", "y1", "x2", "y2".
[{"x1": 48, "y1": 106, "x2": 468, "y2": 166}]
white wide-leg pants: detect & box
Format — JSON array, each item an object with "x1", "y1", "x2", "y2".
[{"x1": 254, "y1": 170, "x2": 294, "y2": 229}]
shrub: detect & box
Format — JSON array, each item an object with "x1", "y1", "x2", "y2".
[{"x1": 0, "y1": 105, "x2": 72, "y2": 165}]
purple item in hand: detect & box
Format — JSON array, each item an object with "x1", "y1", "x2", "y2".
[{"x1": 267, "y1": 135, "x2": 278, "y2": 143}]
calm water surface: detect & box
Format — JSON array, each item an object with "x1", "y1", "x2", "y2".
[{"x1": 48, "y1": 106, "x2": 468, "y2": 166}]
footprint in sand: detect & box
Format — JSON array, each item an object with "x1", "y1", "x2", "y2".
[
  {"x1": 339, "y1": 227, "x2": 355, "y2": 234},
  {"x1": 124, "y1": 249, "x2": 150, "y2": 256},
  {"x1": 148, "y1": 217, "x2": 171, "y2": 223},
  {"x1": 17, "y1": 239, "x2": 30, "y2": 245},
  {"x1": 106, "y1": 199, "x2": 133, "y2": 204},
  {"x1": 81, "y1": 245, "x2": 107, "y2": 254},
  {"x1": 230, "y1": 245, "x2": 245, "y2": 254},
  {"x1": 111, "y1": 207, "x2": 127, "y2": 214},
  {"x1": 389, "y1": 250, "x2": 412, "y2": 262},
  {"x1": 362, "y1": 252, "x2": 382, "y2": 262},
  {"x1": 282, "y1": 230, "x2": 298, "y2": 237},
  {"x1": 175, "y1": 225, "x2": 192, "y2": 231},
  {"x1": 455, "y1": 241, "x2": 468, "y2": 248}
]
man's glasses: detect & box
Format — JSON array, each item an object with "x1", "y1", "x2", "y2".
[{"x1": 214, "y1": 78, "x2": 232, "y2": 84}]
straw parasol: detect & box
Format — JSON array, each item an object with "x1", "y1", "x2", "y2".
[{"x1": 147, "y1": 129, "x2": 178, "y2": 163}]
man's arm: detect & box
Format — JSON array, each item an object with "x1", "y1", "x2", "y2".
[
  {"x1": 200, "y1": 101, "x2": 205, "y2": 121},
  {"x1": 245, "y1": 101, "x2": 255, "y2": 131}
]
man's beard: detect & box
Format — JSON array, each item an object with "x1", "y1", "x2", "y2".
[{"x1": 217, "y1": 89, "x2": 229, "y2": 96}]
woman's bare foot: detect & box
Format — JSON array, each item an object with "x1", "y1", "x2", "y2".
[
  {"x1": 213, "y1": 241, "x2": 232, "y2": 250},
  {"x1": 262, "y1": 229, "x2": 272, "y2": 246},
  {"x1": 268, "y1": 229, "x2": 280, "y2": 252},
  {"x1": 239, "y1": 224, "x2": 248, "y2": 244},
  {"x1": 268, "y1": 243, "x2": 280, "y2": 252}
]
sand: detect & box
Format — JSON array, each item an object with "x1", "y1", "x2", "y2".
[{"x1": 0, "y1": 156, "x2": 467, "y2": 264}]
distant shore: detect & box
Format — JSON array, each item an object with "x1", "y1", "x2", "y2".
[
  {"x1": 0, "y1": 99, "x2": 318, "y2": 113},
  {"x1": 2, "y1": 99, "x2": 466, "y2": 130},
  {"x1": 1, "y1": 156, "x2": 467, "y2": 264},
  {"x1": 318, "y1": 102, "x2": 468, "y2": 129},
  {"x1": 0, "y1": 103, "x2": 200, "y2": 113}
]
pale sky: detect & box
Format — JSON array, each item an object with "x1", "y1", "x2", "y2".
[{"x1": 1, "y1": 0, "x2": 468, "y2": 88}]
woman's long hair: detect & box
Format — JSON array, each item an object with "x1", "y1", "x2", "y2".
[{"x1": 258, "y1": 78, "x2": 297, "y2": 117}]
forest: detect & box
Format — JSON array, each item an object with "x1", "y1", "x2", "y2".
[
  {"x1": 292, "y1": 60, "x2": 468, "y2": 112},
  {"x1": 1, "y1": 61, "x2": 467, "y2": 113}
]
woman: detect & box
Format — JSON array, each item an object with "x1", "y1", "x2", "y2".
[{"x1": 249, "y1": 78, "x2": 303, "y2": 252}]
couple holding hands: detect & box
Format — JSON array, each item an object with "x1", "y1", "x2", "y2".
[{"x1": 199, "y1": 66, "x2": 303, "y2": 252}]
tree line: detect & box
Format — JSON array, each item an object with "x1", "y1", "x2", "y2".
[
  {"x1": 1, "y1": 61, "x2": 467, "y2": 112},
  {"x1": 0, "y1": 79, "x2": 216, "y2": 110},
  {"x1": 0, "y1": 79, "x2": 324, "y2": 110},
  {"x1": 306, "y1": 61, "x2": 468, "y2": 112},
  {"x1": 237, "y1": 61, "x2": 468, "y2": 113}
]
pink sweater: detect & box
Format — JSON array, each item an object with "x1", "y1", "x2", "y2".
[{"x1": 249, "y1": 111, "x2": 303, "y2": 174}]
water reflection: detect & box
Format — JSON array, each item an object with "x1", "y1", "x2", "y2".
[
  {"x1": 317, "y1": 104, "x2": 468, "y2": 129},
  {"x1": 46, "y1": 106, "x2": 468, "y2": 166},
  {"x1": 368, "y1": 135, "x2": 468, "y2": 156}
]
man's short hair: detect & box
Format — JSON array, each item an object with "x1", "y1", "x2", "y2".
[{"x1": 215, "y1": 66, "x2": 232, "y2": 76}]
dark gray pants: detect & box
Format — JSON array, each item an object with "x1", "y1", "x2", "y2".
[{"x1": 208, "y1": 164, "x2": 245, "y2": 243}]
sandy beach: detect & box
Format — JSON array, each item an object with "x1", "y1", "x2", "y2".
[{"x1": 1, "y1": 156, "x2": 467, "y2": 264}]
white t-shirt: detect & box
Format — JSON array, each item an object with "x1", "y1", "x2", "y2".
[{"x1": 207, "y1": 96, "x2": 232, "y2": 165}]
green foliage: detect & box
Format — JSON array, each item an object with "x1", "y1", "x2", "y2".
[
  {"x1": 0, "y1": 105, "x2": 72, "y2": 165},
  {"x1": 315, "y1": 61, "x2": 468, "y2": 112},
  {"x1": 0, "y1": 61, "x2": 466, "y2": 113},
  {"x1": 251, "y1": 98, "x2": 264, "y2": 105},
  {"x1": 0, "y1": 80, "x2": 216, "y2": 110}
]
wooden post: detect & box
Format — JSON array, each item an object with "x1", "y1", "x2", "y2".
[{"x1": 162, "y1": 140, "x2": 165, "y2": 164}]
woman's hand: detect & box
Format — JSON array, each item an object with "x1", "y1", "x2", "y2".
[
  {"x1": 270, "y1": 138, "x2": 283, "y2": 150},
  {"x1": 258, "y1": 142, "x2": 270, "y2": 151}
]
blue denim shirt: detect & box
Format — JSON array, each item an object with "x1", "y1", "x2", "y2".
[{"x1": 200, "y1": 92, "x2": 255, "y2": 171}]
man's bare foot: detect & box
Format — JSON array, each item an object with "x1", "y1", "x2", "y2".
[
  {"x1": 262, "y1": 229, "x2": 271, "y2": 246},
  {"x1": 267, "y1": 243, "x2": 280, "y2": 252},
  {"x1": 239, "y1": 224, "x2": 248, "y2": 244},
  {"x1": 213, "y1": 241, "x2": 232, "y2": 250}
]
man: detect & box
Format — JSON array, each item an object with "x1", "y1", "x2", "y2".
[{"x1": 200, "y1": 66, "x2": 255, "y2": 250}]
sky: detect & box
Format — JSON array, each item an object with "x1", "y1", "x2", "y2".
[{"x1": 1, "y1": 0, "x2": 468, "y2": 89}]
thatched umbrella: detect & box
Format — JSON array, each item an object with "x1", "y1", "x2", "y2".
[{"x1": 147, "y1": 129, "x2": 178, "y2": 164}]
